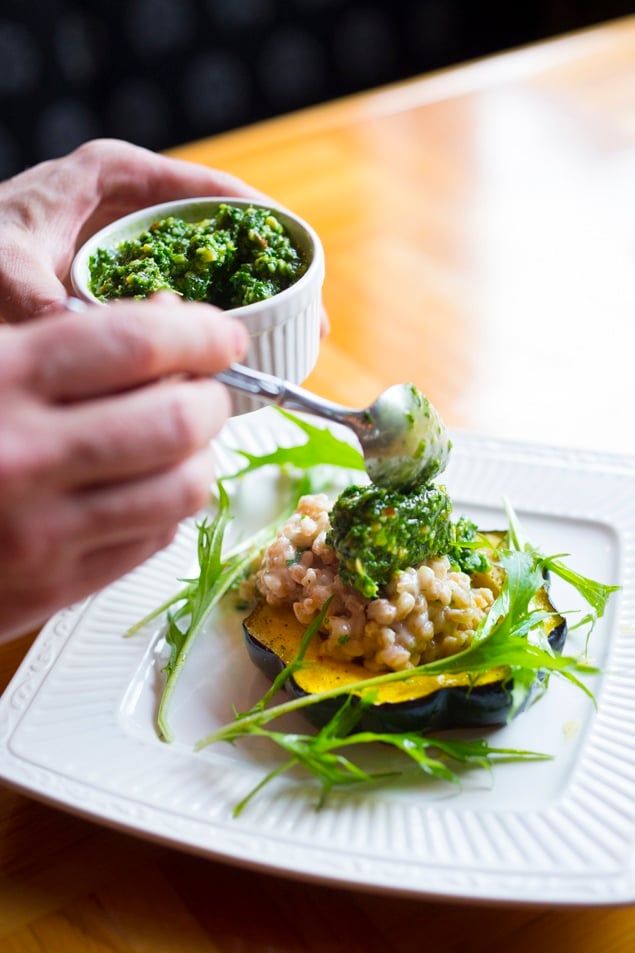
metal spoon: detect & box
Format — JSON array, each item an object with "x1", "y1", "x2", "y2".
[
  {"x1": 60, "y1": 300, "x2": 450, "y2": 488},
  {"x1": 217, "y1": 364, "x2": 451, "y2": 489}
]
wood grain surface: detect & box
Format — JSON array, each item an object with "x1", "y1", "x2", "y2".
[{"x1": 2, "y1": 16, "x2": 635, "y2": 951}]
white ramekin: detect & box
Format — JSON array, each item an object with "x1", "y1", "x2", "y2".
[{"x1": 71, "y1": 196, "x2": 324, "y2": 415}]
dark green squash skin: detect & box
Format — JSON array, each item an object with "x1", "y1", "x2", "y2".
[
  {"x1": 243, "y1": 632, "x2": 528, "y2": 732},
  {"x1": 243, "y1": 539, "x2": 568, "y2": 735}
]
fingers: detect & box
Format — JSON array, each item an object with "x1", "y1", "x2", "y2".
[
  {"x1": 43, "y1": 377, "x2": 231, "y2": 490},
  {"x1": 0, "y1": 230, "x2": 70, "y2": 323},
  {"x1": 319, "y1": 305, "x2": 330, "y2": 337},
  {"x1": 0, "y1": 529, "x2": 178, "y2": 642},
  {"x1": 7, "y1": 445, "x2": 218, "y2": 564},
  {"x1": 0, "y1": 292, "x2": 242, "y2": 639},
  {"x1": 71, "y1": 444, "x2": 218, "y2": 547},
  {"x1": 77, "y1": 139, "x2": 269, "y2": 238},
  {"x1": 22, "y1": 295, "x2": 249, "y2": 400},
  {"x1": 71, "y1": 530, "x2": 179, "y2": 602},
  {"x1": 0, "y1": 445, "x2": 218, "y2": 627},
  {"x1": 0, "y1": 296, "x2": 247, "y2": 507},
  {"x1": 0, "y1": 364, "x2": 227, "y2": 499}
]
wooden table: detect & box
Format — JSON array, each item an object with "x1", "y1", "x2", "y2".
[{"x1": 2, "y1": 15, "x2": 635, "y2": 951}]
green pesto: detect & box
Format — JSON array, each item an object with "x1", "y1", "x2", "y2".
[
  {"x1": 88, "y1": 204, "x2": 306, "y2": 309},
  {"x1": 414, "y1": 439, "x2": 427, "y2": 459},
  {"x1": 326, "y1": 483, "x2": 487, "y2": 599}
]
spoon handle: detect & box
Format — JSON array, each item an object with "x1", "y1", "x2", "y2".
[{"x1": 216, "y1": 364, "x2": 366, "y2": 434}]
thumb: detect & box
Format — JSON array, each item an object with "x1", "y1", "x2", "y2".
[{"x1": 0, "y1": 235, "x2": 69, "y2": 322}]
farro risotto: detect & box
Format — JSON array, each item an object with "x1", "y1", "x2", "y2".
[{"x1": 252, "y1": 492, "x2": 497, "y2": 674}]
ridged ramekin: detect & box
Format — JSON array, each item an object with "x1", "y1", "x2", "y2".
[{"x1": 71, "y1": 196, "x2": 324, "y2": 415}]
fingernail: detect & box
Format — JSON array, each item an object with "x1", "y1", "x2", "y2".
[
  {"x1": 151, "y1": 290, "x2": 182, "y2": 305},
  {"x1": 231, "y1": 320, "x2": 249, "y2": 359},
  {"x1": 61, "y1": 297, "x2": 88, "y2": 313}
]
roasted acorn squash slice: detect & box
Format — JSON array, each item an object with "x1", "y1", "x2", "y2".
[{"x1": 243, "y1": 532, "x2": 567, "y2": 734}]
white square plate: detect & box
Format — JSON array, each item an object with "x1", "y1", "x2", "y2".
[{"x1": 0, "y1": 408, "x2": 633, "y2": 906}]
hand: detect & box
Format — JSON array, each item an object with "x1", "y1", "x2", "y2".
[
  {"x1": 0, "y1": 138, "x2": 269, "y2": 324},
  {"x1": 0, "y1": 294, "x2": 248, "y2": 641},
  {"x1": 0, "y1": 137, "x2": 329, "y2": 333},
  {"x1": 0, "y1": 137, "x2": 328, "y2": 641}
]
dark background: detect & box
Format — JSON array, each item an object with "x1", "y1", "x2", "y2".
[{"x1": 1, "y1": 0, "x2": 632, "y2": 179}]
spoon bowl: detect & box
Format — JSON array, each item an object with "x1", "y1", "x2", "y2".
[
  {"x1": 216, "y1": 365, "x2": 451, "y2": 489},
  {"x1": 353, "y1": 382, "x2": 451, "y2": 488}
]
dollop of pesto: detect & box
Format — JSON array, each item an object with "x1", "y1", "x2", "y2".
[
  {"x1": 327, "y1": 483, "x2": 486, "y2": 599},
  {"x1": 88, "y1": 204, "x2": 306, "y2": 308}
]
